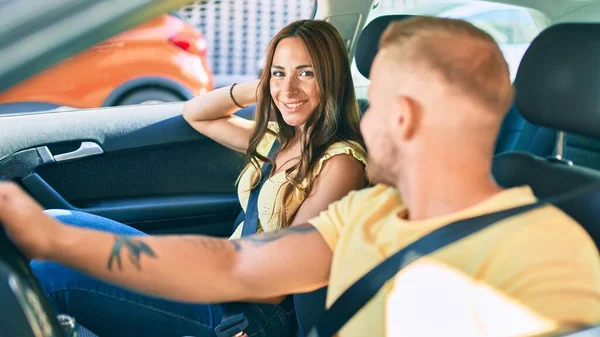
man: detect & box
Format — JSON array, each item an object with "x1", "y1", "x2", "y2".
[{"x1": 1, "y1": 17, "x2": 599, "y2": 337}]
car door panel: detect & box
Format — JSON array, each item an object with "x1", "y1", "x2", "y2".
[{"x1": 0, "y1": 102, "x2": 248, "y2": 236}]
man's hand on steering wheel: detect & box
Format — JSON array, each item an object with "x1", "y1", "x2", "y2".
[{"x1": 0, "y1": 181, "x2": 64, "y2": 260}]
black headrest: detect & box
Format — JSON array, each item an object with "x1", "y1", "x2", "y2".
[
  {"x1": 355, "y1": 15, "x2": 415, "y2": 78},
  {"x1": 515, "y1": 23, "x2": 600, "y2": 139}
]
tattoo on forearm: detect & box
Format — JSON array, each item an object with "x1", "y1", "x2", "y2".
[
  {"x1": 235, "y1": 223, "x2": 316, "y2": 249},
  {"x1": 107, "y1": 236, "x2": 157, "y2": 272}
]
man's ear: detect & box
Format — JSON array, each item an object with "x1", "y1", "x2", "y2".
[{"x1": 393, "y1": 95, "x2": 421, "y2": 140}]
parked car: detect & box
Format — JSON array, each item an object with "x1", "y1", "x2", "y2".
[{"x1": 0, "y1": 12, "x2": 213, "y2": 114}]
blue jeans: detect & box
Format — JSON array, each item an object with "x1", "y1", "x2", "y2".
[{"x1": 31, "y1": 210, "x2": 296, "y2": 337}]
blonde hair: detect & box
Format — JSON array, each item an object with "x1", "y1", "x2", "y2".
[{"x1": 380, "y1": 16, "x2": 514, "y2": 114}]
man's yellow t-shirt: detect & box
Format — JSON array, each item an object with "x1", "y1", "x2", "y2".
[{"x1": 308, "y1": 184, "x2": 600, "y2": 337}]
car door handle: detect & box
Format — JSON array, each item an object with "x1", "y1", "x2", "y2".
[{"x1": 42, "y1": 141, "x2": 104, "y2": 163}]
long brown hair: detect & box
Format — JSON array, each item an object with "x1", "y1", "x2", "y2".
[{"x1": 241, "y1": 20, "x2": 364, "y2": 229}]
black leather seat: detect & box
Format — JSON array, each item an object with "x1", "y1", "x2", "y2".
[
  {"x1": 495, "y1": 105, "x2": 556, "y2": 156},
  {"x1": 492, "y1": 22, "x2": 600, "y2": 247},
  {"x1": 563, "y1": 133, "x2": 600, "y2": 171}
]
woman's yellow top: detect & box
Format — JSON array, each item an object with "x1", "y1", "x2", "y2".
[{"x1": 230, "y1": 125, "x2": 367, "y2": 239}]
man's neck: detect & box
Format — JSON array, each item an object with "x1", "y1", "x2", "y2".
[{"x1": 396, "y1": 166, "x2": 503, "y2": 222}]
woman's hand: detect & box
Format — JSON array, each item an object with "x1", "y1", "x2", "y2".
[
  {"x1": 0, "y1": 181, "x2": 63, "y2": 259},
  {"x1": 182, "y1": 80, "x2": 260, "y2": 153}
]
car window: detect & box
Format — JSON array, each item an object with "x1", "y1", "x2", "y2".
[
  {"x1": 463, "y1": 9, "x2": 539, "y2": 44},
  {"x1": 352, "y1": 0, "x2": 542, "y2": 99},
  {"x1": 0, "y1": 0, "x2": 316, "y2": 115}
]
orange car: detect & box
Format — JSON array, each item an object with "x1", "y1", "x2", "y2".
[{"x1": 0, "y1": 12, "x2": 213, "y2": 114}]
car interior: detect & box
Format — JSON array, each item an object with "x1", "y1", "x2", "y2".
[{"x1": 2, "y1": 0, "x2": 600, "y2": 336}]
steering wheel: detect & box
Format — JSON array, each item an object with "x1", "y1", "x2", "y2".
[{"x1": 0, "y1": 223, "x2": 65, "y2": 337}]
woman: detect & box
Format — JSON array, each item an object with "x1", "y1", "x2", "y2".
[{"x1": 23, "y1": 19, "x2": 368, "y2": 337}]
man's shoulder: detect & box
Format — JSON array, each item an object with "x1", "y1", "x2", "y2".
[
  {"x1": 480, "y1": 204, "x2": 600, "y2": 329},
  {"x1": 496, "y1": 203, "x2": 597, "y2": 260},
  {"x1": 481, "y1": 186, "x2": 587, "y2": 244},
  {"x1": 508, "y1": 203, "x2": 584, "y2": 231}
]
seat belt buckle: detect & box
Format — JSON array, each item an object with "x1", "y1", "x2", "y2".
[{"x1": 214, "y1": 313, "x2": 249, "y2": 337}]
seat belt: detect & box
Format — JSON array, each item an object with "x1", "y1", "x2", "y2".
[
  {"x1": 239, "y1": 140, "x2": 280, "y2": 236},
  {"x1": 558, "y1": 325, "x2": 600, "y2": 337},
  {"x1": 215, "y1": 140, "x2": 280, "y2": 337},
  {"x1": 307, "y1": 182, "x2": 600, "y2": 337}
]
